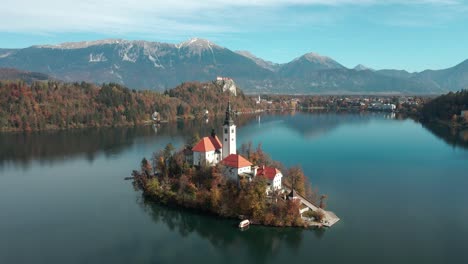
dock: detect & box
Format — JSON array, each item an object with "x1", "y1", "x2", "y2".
[{"x1": 283, "y1": 184, "x2": 340, "y2": 227}]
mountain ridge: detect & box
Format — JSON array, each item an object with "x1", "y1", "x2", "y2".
[
  {"x1": 0, "y1": 38, "x2": 467, "y2": 94},
  {"x1": 0, "y1": 68, "x2": 52, "y2": 83}
]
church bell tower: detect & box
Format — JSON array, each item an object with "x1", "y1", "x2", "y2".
[{"x1": 222, "y1": 101, "x2": 236, "y2": 159}]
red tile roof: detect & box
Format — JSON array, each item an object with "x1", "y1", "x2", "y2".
[
  {"x1": 257, "y1": 166, "x2": 281, "y2": 181},
  {"x1": 192, "y1": 136, "x2": 222, "y2": 152},
  {"x1": 222, "y1": 154, "x2": 252, "y2": 168},
  {"x1": 210, "y1": 136, "x2": 222, "y2": 150}
]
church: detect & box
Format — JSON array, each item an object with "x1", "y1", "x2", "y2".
[
  {"x1": 191, "y1": 130, "x2": 222, "y2": 166},
  {"x1": 189, "y1": 102, "x2": 283, "y2": 192}
]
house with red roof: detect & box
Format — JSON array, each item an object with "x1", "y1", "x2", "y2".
[
  {"x1": 221, "y1": 154, "x2": 252, "y2": 181},
  {"x1": 192, "y1": 130, "x2": 222, "y2": 166},
  {"x1": 188, "y1": 102, "x2": 283, "y2": 194},
  {"x1": 256, "y1": 166, "x2": 283, "y2": 193}
]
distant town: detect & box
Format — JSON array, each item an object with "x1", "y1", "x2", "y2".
[{"x1": 246, "y1": 94, "x2": 428, "y2": 121}]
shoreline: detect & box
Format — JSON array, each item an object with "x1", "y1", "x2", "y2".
[
  {"x1": 425, "y1": 119, "x2": 468, "y2": 130},
  {"x1": 0, "y1": 108, "x2": 407, "y2": 133},
  {"x1": 134, "y1": 175, "x2": 330, "y2": 229}
]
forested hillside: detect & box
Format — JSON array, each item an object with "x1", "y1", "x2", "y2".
[
  {"x1": 0, "y1": 68, "x2": 51, "y2": 83},
  {"x1": 167, "y1": 81, "x2": 256, "y2": 115},
  {"x1": 421, "y1": 90, "x2": 468, "y2": 121},
  {"x1": 0, "y1": 80, "x2": 255, "y2": 132}
]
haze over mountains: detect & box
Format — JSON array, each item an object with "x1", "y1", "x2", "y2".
[{"x1": 0, "y1": 38, "x2": 467, "y2": 94}]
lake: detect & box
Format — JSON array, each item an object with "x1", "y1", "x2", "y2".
[{"x1": 1, "y1": 112, "x2": 467, "y2": 264}]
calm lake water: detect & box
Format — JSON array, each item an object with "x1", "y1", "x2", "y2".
[{"x1": 1, "y1": 112, "x2": 468, "y2": 264}]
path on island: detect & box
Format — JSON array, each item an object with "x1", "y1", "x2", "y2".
[{"x1": 283, "y1": 184, "x2": 340, "y2": 227}]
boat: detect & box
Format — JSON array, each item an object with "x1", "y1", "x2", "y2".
[{"x1": 238, "y1": 219, "x2": 250, "y2": 228}]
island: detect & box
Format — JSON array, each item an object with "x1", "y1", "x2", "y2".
[{"x1": 131, "y1": 101, "x2": 339, "y2": 228}]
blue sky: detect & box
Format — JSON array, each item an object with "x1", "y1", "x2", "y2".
[{"x1": 1, "y1": 0, "x2": 468, "y2": 72}]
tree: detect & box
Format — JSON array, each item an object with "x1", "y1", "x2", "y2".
[
  {"x1": 304, "y1": 209, "x2": 325, "y2": 222},
  {"x1": 286, "y1": 166, "x2": 306, "y2": 196},
  {"x1": 153, "y1": 151, "x2": 167, "y2": 177},
  {"x1": 187, "y1": 133, "x2": 201, "y2": 149},
  {"x1": 163, "y1": 143, "x2": 175, "y2": 160},
  {"x1": 141, "y1": 158, "x2": 152, "y2": 177},
  {"x1": 146, "y1": 178, "x2": 161, "y2": 198},
  {"x1": 319, "y1": 195, "x2": 328, "y2": 209},
  {"x1": 177, "y1": 103, "x2": 187, "y2": 116}
]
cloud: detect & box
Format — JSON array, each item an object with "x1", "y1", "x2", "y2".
[{"x1": 0, "y1": 0, "x2": 465, "y2": 38}]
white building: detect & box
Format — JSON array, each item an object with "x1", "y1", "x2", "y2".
[
  {"x1": 216, "y1": 76, "x2": 232, "y2": 81},
  {"x1": 192, "y1": 130, "x2": 222, "y2": 166},
  {"x1": 256, "y1": 166, "x2": 283, "y2": 193},
  {"x1": 222, "y1": 102, "x2": 236, "y2": 159},
  {"x1": 369, "y1": 103, "x2": 396, "y2": 112},
  {"x1": 221, "y1": 154, "x2": 252, "y2": 181}
]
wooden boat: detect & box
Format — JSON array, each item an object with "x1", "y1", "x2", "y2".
[{"x1": 238, "y1": 219, "x2": 250, "y2": 228}]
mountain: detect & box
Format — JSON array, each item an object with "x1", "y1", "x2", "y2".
[
  {"x1": 376, "y1": 69, "x2": 414, "y2": 79},
  {"x1": 354, "y1": 64, "x2": 373, "y2": 71},
  {"x1": 0, "y1": 49, "x2": 16, "y2": 58},
  {"x1": 255, "y1": 68, "x2": 441, "y2": 94},
  {"x1": 278, "y1": 53, "x2": 345, "y2": 78},
  {"x1": 0, "y1": 68, "x2": 52, "y2": 83},
  {"x1": 376, "y1": 60, "x2": 468, "y2": 92},
  {"x1": 413, "y1": 59, "x2": 468, "y2": 91},
  {"x1": 1, "y1": 38, "x2": 467, "y2": 94},
  {"x1": 0, "y1": 38, "x2": 272, "y2": 90},
  {"x1": 235, "y1": 50, "x2": 280, "y2": 72}
]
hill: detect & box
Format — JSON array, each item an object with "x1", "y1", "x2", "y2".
[
  {"x1": 0, "y1": 68, "x2": 51, "y2": 83},
  {"x1": 421, "y1": 90, "x2": 468, "y2": 121},
  {"x1": 0, "y1": 79, "x2": 255, "y2": 132},
  {"x1": 167, "y1": 81, "x2": 256, "y2": 116}
]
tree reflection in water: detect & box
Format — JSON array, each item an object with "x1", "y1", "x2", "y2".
[
  {"x1": 137, "y1": 196, "x2": 327, "y2": 264},
  {"x1": 422, "y1": 122, "x2": 468, "y2": 149},
  {"x1": 0, "y1": 115, "x2": 257, "y2": 167}
]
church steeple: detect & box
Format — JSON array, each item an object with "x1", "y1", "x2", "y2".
[
  {"x1": 224, "y1": 101, "x2": 234, "y2": 126},
  {"x1": 222, "y1": 101, "x2": 236, "y2": 159}
]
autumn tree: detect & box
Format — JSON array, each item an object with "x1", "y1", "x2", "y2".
[
  {"x1": 285, "y1": 166, "x2": 306, "y2": 196},
  {"x1": 141, "y1": 158, "x2": 152, "y2": 177},
  {"x1": 187, "y1": 132, "x2": 201, "y2": 149}
]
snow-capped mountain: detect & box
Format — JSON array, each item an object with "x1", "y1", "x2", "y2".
[
  {"x1": 0, "y1": 38, "x2": 272, "y2": 90},
  {"x1": 354, "y1": 64, "x2": 374, "y2": 71},
  {"x1": 0, "y1": 38, "x2": 466, "y2": 94},
  {"x1": 278, "y1": 52, "x2": 345, "y2": 79}
]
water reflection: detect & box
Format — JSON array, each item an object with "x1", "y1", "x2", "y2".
[
  {"x1": 0, "y1": 115, "x2": 256, "y2": 167},
  {"x1": 255, "y1": 111, "x2": 391, "y2": 139},
  {"x1": 139, "y1": 198, "x2": 319, "y2": 264},
  {"x1": 1, "y1": 111, "x2": 465, "y2": 168},
  {"x1": 0, "y1": 112, "x2": 408, "y2": 166},
  {"x1": 152, "y1": 124, "x2": 160, "y2": 134},
  {"x1": 422, "y1": 122, "x2": 468, "y2": 149},
  {"x1": 0, "y1": 128, "x2": 151, "y2": 166}
]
